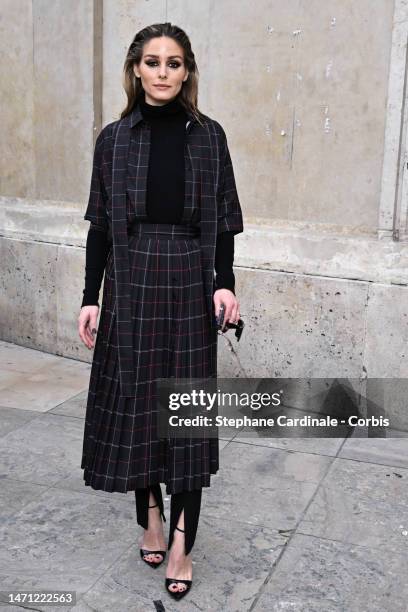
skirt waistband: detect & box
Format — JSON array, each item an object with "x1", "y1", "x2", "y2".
[{"x1": 127, "y1": 222, "x2": 200, "y2": 239}]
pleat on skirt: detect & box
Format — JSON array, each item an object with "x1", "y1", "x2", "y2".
[{"x1": 80, "y1": 222, "x2": 219, "y2": 495}]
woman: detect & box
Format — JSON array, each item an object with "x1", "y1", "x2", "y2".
[{"x1": 78, "y1": 22, "x2": 243, "y2": 601}]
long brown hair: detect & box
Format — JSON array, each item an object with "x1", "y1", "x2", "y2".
[{"x1": 120, "y1": 22, "x2": 206, "y2": 127}]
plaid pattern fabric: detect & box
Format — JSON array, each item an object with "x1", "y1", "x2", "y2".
[
  {"x1": 81, "y1": 222, "x2": 219, "y2": 494},
  {"x1": 83, "y1": 101, "x2": 244, "y2": 397}
]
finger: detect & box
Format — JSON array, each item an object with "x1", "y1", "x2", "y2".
[
  {"x1": 86, "y1": 323, "x2": 97, "y2": 348},
  {"x1": 78, "y1": 319, "x2": 86, "y2": 344},
  {"x1": 84, "y1": 327, "x2": 92, "y2": 349},
  {"x1": 79, "y1": 325, "x2": 90, "y2": 349},
  {"x1": 89, "y1": 319, "x2": 98, "y2": 346},
  {"x1": 232, "y1": 300, "x2": 240, "y2": 323},
  {"x1": 226, "y1": 296, "x2": 237, "y2": 321},
  {"x1": 223, "y1": 304, "x2": 234, "y2": 330},
  {"x1": 79, "y1": 317, "x2": 92, "y2": 349},
  {"x1": 85, "y1": 317, "x2": 94, "y2": 341},
  {"x1": 81, "y1": 317, "x2": 92, "y2": 346},
  {"x1": 230, "y1": 303, "x2": 239, "y2": 323},
  {"x1": 226, "y1": 298, "x2": 237, "y2": 323},
  {"x1": 213, "y1": 294, "x2": 222, "y2": 317},
  {"x1": 85, "y1": 324, "x2": 93, "y2": 346}
]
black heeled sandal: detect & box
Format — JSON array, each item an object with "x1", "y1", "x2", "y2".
[
  {"x1": 165, "y1": 526, "x2": 193, "y2": 601},
  {"x1": 139, "y1": 502, "x2": 167, "y2": 569}
]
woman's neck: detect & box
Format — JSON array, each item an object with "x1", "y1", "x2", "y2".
[{"x1": 139, "y1": 91, "x2": 184, "y2": 118}]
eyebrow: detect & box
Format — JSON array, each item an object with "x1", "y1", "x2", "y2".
[{"x1": 144, "y1": 54, "x2": 183, "y2": 60}]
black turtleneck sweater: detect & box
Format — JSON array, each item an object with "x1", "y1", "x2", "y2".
[{"x1": 81, "y1": 93, "x2": 235, "y2": 307}]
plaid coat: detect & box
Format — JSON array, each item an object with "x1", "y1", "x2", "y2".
[{"x1": 84, "y1": 100, "x2": 244, "y2": 397}]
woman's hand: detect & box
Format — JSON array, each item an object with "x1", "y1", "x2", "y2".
[
  {"x1": 213, "y1": 289, "x2": 240, "y2": 332},
  {"x1": 78, "y1": 305, "x2": 99, "y2": 350}
]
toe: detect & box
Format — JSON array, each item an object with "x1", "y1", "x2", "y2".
[
  {"x1": 142, "y1": 549, "x2": 164, "y2": 563},
  {"x1": 177, "y1": 583, "x2": 186, "y2": 592}
]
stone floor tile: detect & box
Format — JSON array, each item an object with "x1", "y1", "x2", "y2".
[
  {"x1": 204, "y1": 440, "x2": 333, "y2": 529},
  {"x1": 254, "y1": 533, "x2": 408, "y2": 612},
  {"x1": 299, "y1": 457, "x2": 408, "y2": 553}
]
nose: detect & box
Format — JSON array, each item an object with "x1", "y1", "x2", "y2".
[{"x1": 158, "y1": 63, "x2": 168, "y2": 79}]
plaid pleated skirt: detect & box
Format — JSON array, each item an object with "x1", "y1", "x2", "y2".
[{"x1": 81, "y1": 222, "x2": 219, "y2": 495}]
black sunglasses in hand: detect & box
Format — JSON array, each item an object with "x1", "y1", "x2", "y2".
[{"x1": 215, "y1": 304, "x2": 245, "y2": 341}]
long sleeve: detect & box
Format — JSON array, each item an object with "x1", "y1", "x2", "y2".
[
  {"x1": 81, "y1": 223, "x2": 110, "y2": 308},
  {"x1": 214, "y1": 231, "x2": 235, "y2": 294}
]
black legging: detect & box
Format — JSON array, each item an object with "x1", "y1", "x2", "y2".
[{"x1": 135, "y1": 484, "x2": 202, "y2": 556}]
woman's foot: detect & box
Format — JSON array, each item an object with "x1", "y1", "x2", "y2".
[
  {"x1": 140, "y1": 492, "x2": 167, "y2": 564},
  {"x1": 166, "y1": 518, "x2": 193, "y2": 595}
]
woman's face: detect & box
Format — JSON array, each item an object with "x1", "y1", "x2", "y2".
[{"x1": 133, "y1": 36, "x2": 189, "y2": 106}]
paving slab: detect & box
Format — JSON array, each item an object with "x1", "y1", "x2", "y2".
[
  {"x1": 0, "y1": 406, "x2": 40, "y2": 437},
  {"x1": 339, "y1": 433, "x2": 408, "y2": 469},
  {"x1": 0, "y1": 360, "x2": 90, "y2": 412},
  {"x1": 48, "y1": 390, "x2": 88, "y2": 419},
  {"x1": 0, "y1": 478, "x2": 50, "y2": 521},
  {"x1": 204, "y1": 440, "x2": 334, "y2": 529},
  {"x1": 0, "y1": 340, "x2": 58, "y2": 374},
  {"x1": 0, "y1": 413, "x2": 84, "y2": 486},
  {"x1": 253, "y1": 533, "x2": 408, "y2": 612},
  {"x1": 0, "y1": 487, "x2": 135, "y2": 609},
  {"x1": 298, "y1": 456, "x2": 408, "y2": 553}
]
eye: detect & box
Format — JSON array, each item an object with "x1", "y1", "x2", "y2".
[{"x1": 145, "y1": 60, "x2": 182, "y2": 69}]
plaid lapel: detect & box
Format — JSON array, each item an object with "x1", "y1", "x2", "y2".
[
  {"x1": 198, "y1": 121, "x2": 219, "y2": 340},
  {"x1": 111, "y1": 103, "x2": 219, "y2": 397},
  {"x1": 111, "y1": 113, "x2": 135, "y2": 397}
]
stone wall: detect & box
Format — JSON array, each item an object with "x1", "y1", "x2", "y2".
[{"x1": 1, "y1": 1, "x2": 407, "y2": 427}]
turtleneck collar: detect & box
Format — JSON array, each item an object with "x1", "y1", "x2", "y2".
[{"x1": 139, "y1": 90, "x2": 185, "y2": 118}]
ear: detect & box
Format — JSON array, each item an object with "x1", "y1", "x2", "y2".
[{"x1": 133, "y1": 65, "x2": 140, "y2": 79}]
